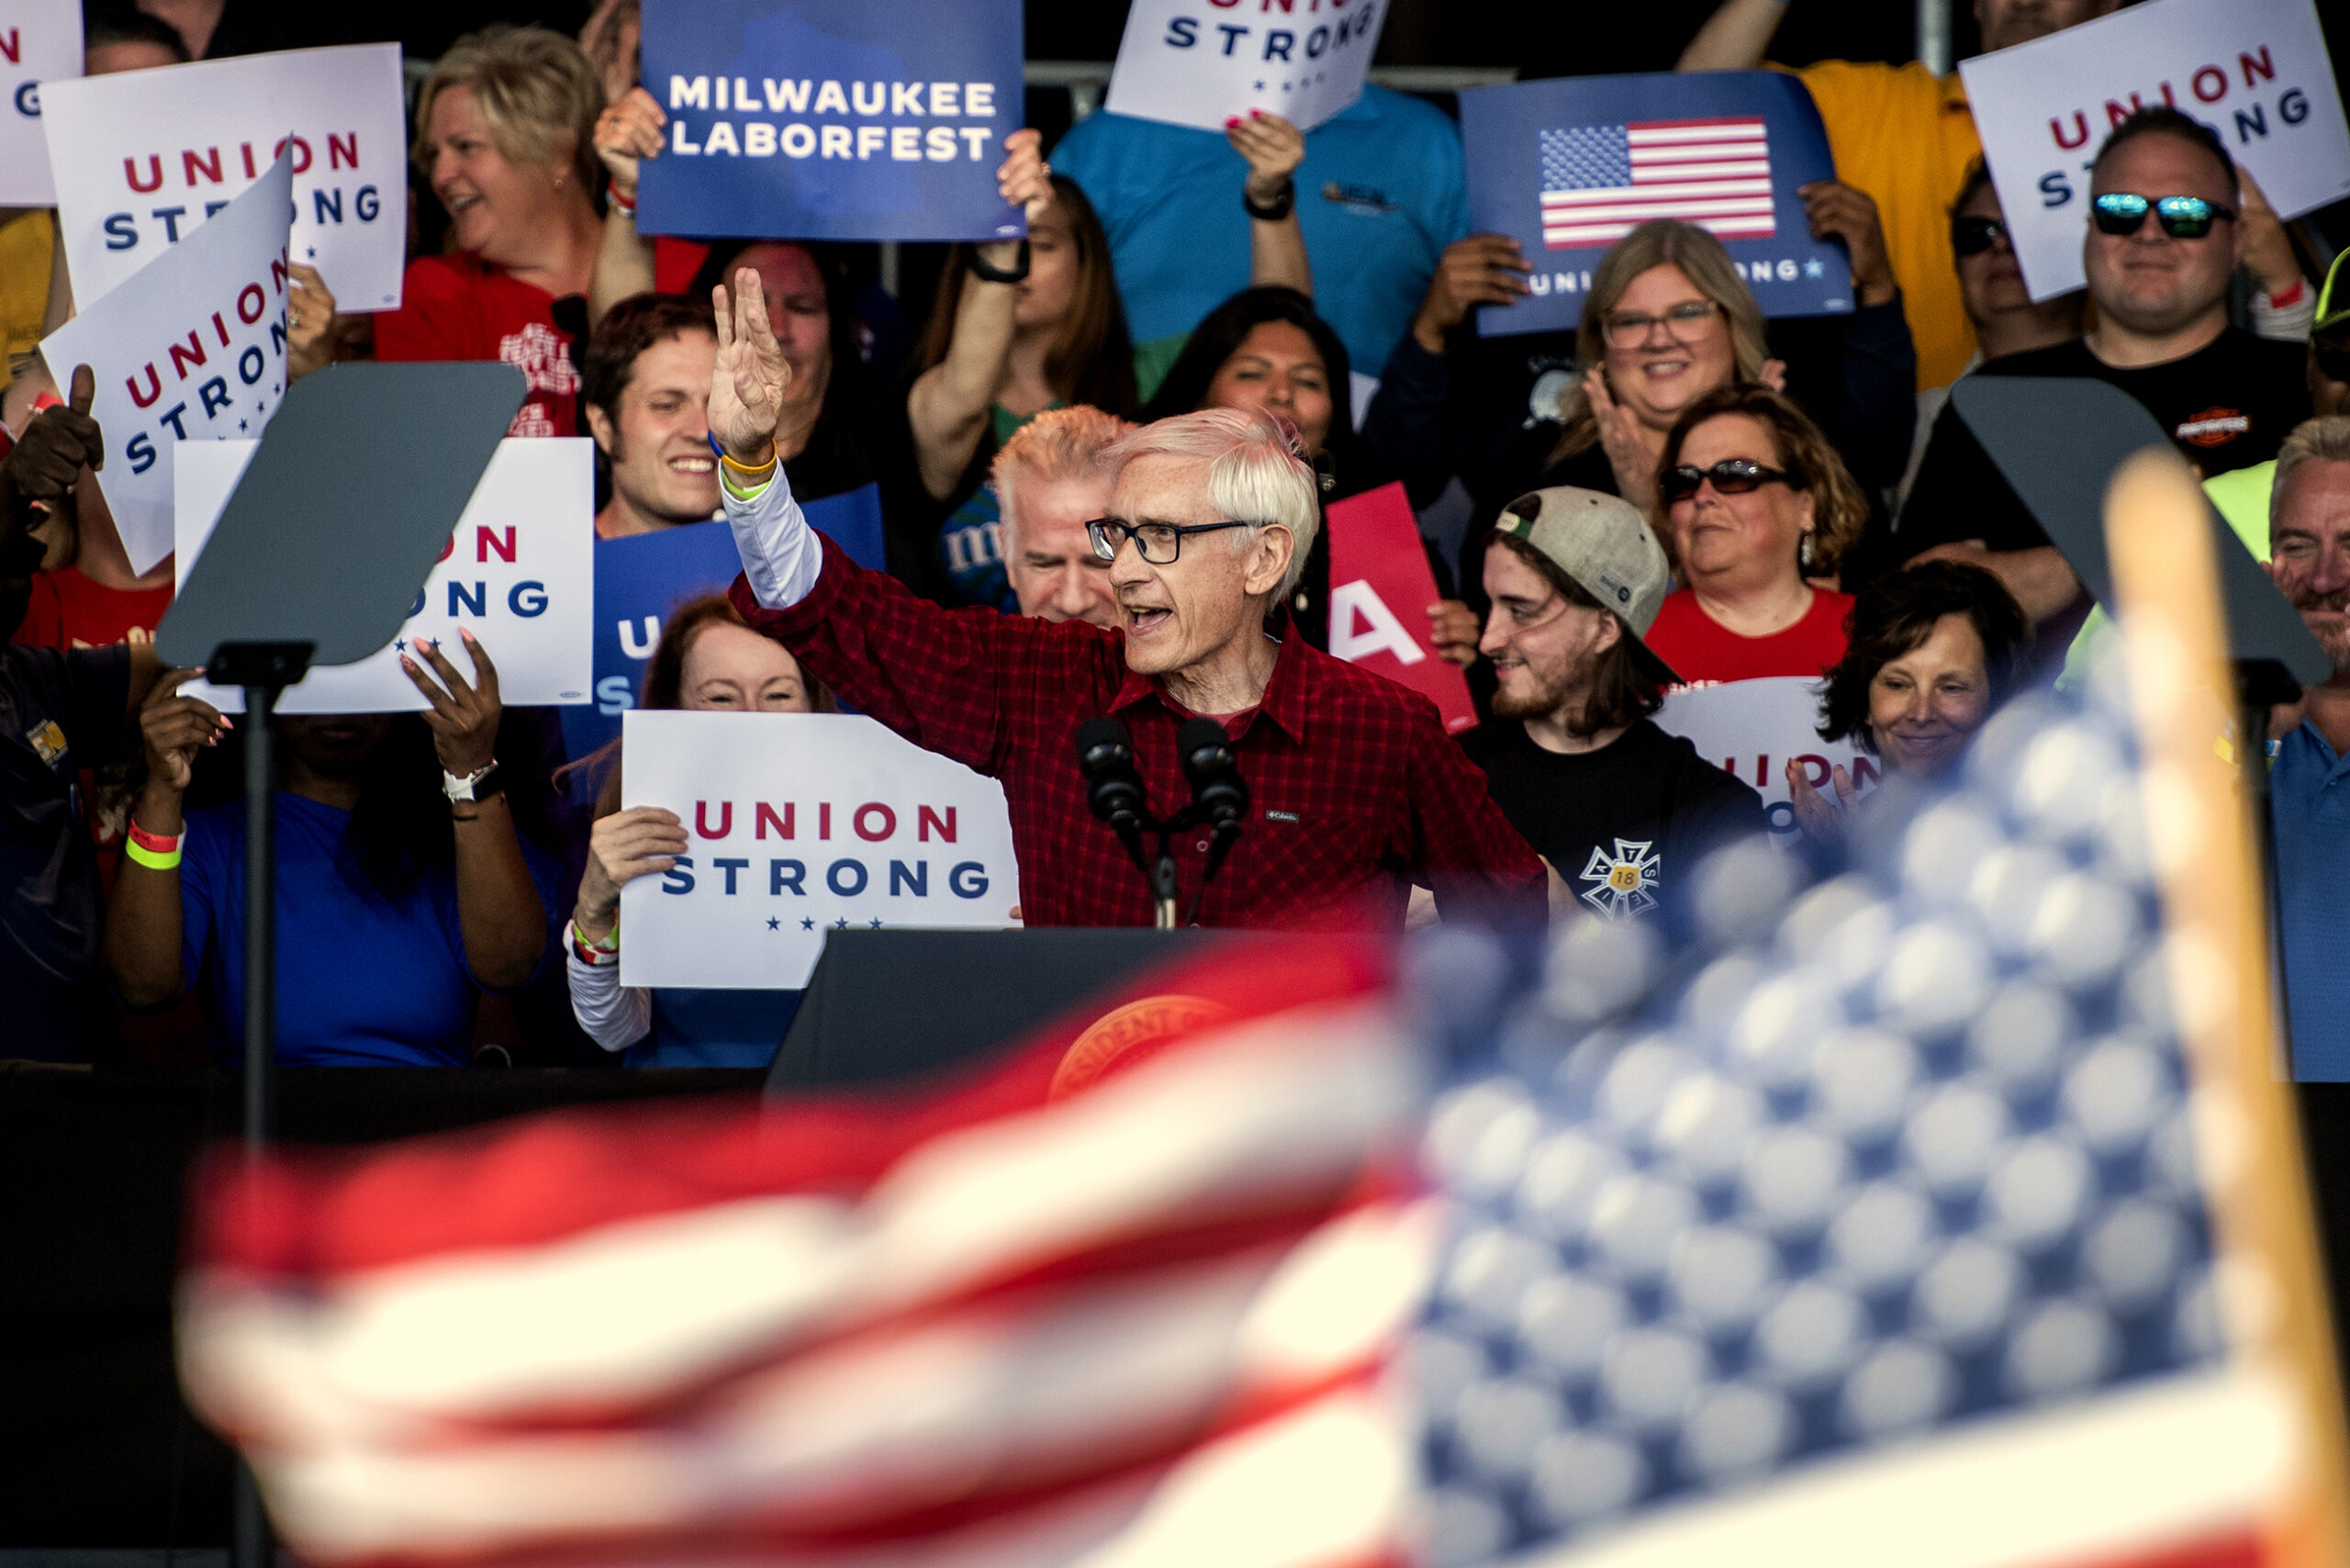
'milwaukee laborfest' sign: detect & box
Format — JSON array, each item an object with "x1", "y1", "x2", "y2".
[
  {"x1": 1961, "y1": 0, "x2": 2350, "y2": 301},
  {"x1": 39, "y1": 42, "x2": 408, "y2": 309},
  {"x1": 620, "y1": 711, "x2": 1020, "y2": 991},
  {"x1": 635, "y1": 0, "x2": 1025, "y2": 241},
  {"x1": 173, "y1": 437, "x2": 596, "y2": 715},
  {"x1": 37, "y1": 151, "x2": 294, "y2": 577}
]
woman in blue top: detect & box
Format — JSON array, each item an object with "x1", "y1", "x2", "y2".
[
  {"x1": 104, "y1": 632, "x2": 559, "y2": 1066},
  {"x1": 565, "y1": 594, "x2": 822, "y2": 1067}
]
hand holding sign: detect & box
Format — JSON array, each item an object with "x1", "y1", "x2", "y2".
[
  {"x1": 1225, "y1": 110, "x2": 1304, "y2": 206},
  {"x1": 1410, "y1": 235, "x2": 1534, "y2": 353},
  {"x1": 400, "y1": 628, "x2": 502, "y2": 778},
  {"x1": 137, "y1": 667, "x2": 230, "y2": 797},
  {"x1": 1796, "y1": 181, "x2": 1896, "y2": 308},
  {"x1": 577, "y1": 807, "x2": 690, "y2": 944},
  {"x1": 596, "y1": 86, "x2": 666, "y2": 207},
  {"x1": 711, "y1": 265, "x2": 791, "y2": 462}
]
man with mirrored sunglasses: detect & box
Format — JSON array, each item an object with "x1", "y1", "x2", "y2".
[
  {"x1": 1891, "y1": 106, "x2": 2310, "y2": 650},
  {"x1": 706, "y1": 268, "x2": 1546, "y2": 933}
]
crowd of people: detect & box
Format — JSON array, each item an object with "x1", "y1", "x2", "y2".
[{"x1": 2, "y1": 0, "x2": 2345, "y2": 1075}]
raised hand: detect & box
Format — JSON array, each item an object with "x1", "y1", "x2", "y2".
[
  {"x1": 575, "y1": 806, "x2": 689, "y2": 937},
  {"x1": 6, "y1": 364, "x2": 104, "y2": 504},
  {"x1": 1584, "y1": 369, "x2": 1661, "y2": 514},
  {"x1": 1225, "y1": 109, "x2": 1304, "y2": 206},
  {"x1": 1427, "y1": 599, "x2": 1482, "y2": 667},
  {"x1": 285, "y1": 264, "x2": 340, "y2": 384},
  {"x1": 2236, "y1": 167, "x2": 2301, "y2": 300},
  {"x1": 577, "y1": 0, "x2": 643, "y2": 106},
  {"x1": 1798, "y1": 179, "x2": 1895, "y2": 308},
  {"x1": 1413, "y1": 234, "x2": 1534, "y2": 352},
  {"x1": 709, "y1": 264, "x2": 790, "y2": 462},
  {"x1": 995, "y1": 128, "x2": 1053, "y2": 223},
  {"x1": 137, "y1": 667, "x2": 229, "y2": 798},
  {"x1": 1785, "y1": 756, "x2": 1855, "y2": 846},
  {"x1": 400, "y1": 627, "x2": 502, "y2": 778},
  {"x1": 595, "y1": 85, "x2": 666, "y2": 206}
]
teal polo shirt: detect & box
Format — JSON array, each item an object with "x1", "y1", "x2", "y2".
[{"x1": 1051, "y1": 85, "x2": 1470, "y2": 389}]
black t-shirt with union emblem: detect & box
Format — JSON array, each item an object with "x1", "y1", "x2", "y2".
[
  {"x1": 1892, "y1": 327, "x2": 2311, "y2": 561},
  {"x1": 1, "y1": 644, "x2": 130, "y2": 1059},
  {"x1": 1460, "y1": 717, "x2": 1766, "y2": 923}
]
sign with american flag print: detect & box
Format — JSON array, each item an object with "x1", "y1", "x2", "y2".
[{"x1": 1461, "y1": 72, "x2": 1852, "y2": 338}]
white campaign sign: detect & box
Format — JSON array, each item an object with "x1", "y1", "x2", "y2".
[
  {"x1": 38, "y1": 152, "x2": 293, "y2": 577},
  {"x1": 620, "y1": 711, "x2": 1020, "y2": 991},
  {"x1": 0, "y1": 0, "x2": 81, "y2": 205},
  {"x1": 41, "y1": 43, "x2": 407, "y2": 311},
  {"x1": 1104, "y1": 0, "x2": 1386, "y2": 134},
  {"x1": 1959, "y1": 0, "x2": 2350, "y2": 302},
  {"x1": 173, "y1": 437, "x2": 595, "y2": 715},
  {"x1": 1652, "y1": 676, "x2": 1874, "y2": 845}
]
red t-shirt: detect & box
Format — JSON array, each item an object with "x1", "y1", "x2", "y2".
[
  {"x1": 373, "y1": 252, "x2": 582, "y2": 438},
  {"x1": 9, "y1": 566, "x2": 173, "y2": 651},
  {"x1": 1644, "y1": 586, "x2": 1854, "y2": 687}
]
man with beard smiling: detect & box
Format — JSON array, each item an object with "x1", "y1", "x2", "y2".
[
  {"x1": 707, "y1": 268, "x2": 1545, "y2": 931},
  {"x1": 581, "y1": 295, "x2": 721, "y2": 540},
  {"x1": 2266, "y1": 417, "x2": 2350, "y2": 1080},
  {"x1": 1460, "y1": 488, "x2": 1763, "y2": 923}
]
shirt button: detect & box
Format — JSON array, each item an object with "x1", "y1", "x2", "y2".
[{"x1": 1195, "y1": 837, "x2": 1212, "y2": 854}]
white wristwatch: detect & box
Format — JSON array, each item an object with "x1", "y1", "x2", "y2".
[{"x1": 442, "y1": 762, "x2": 505, "y2": 803}]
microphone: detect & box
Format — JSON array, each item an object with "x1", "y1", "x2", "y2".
[
  {"x1": 1177, "y1": 718, "x2": 1248, "y2": 832},
  {"x1": 1074, "y1": 717, "x2": 1149, "y2": 871}
]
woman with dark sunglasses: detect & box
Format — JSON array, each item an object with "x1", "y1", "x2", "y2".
[{"x1": 1643, "y1": 386, "x2": 1872, "y2": 685}]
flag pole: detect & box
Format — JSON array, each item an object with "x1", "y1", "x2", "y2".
[{"x1": 2105, "y1": 448, "x2": 2350, "y2": 1565}]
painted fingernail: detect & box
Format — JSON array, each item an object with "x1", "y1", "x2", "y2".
[{"x1": 1225, "y1": 117, "x2": 1240, "y2": 129}]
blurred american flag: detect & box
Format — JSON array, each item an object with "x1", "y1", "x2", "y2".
[
  {"x1": 178, "y1": 937, "x2": 1433, "y2": 1568},
  {"x1": 1412, "y1": 684, "x2": 2298, "y2": 1568}
]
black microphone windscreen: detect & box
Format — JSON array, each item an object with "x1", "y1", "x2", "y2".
[
  {"x1": 1075, "y1": 717, "x2": 1134, "y2": 775},
  {"x1": 1176, "y1": 717, "x2": 1229, "y2": 773}
]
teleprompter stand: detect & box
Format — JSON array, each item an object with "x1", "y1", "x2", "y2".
[
  {"x1": 1951, "y1": 377, "x2": 2332, "y2": 1052},
  {"x1": 154, "y1": 363, "x2": 524, "y2": 1568}
]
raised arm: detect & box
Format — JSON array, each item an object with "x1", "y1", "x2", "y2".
[
  {"x1": 106, "y1": 668, "x2": 228, "y2": 1009},
  {"x1": 588, "y1": 87, "x2": 666, "y2": 326},
  {"x1": 907, "y1": 130, "x2": 1055, "y2": 500},
  {"x1": 400, "y1": 632, "x2": 549, "y2": 991},
  {"x1": 1229, "y1": 111, "x2": 1311, "y2": 296},
  {"x1": 1677, "y1": 0, "x2": 1788, "y2": 70}
]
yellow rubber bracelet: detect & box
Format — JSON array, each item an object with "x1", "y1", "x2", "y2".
[
  {"x1": 719, "y1": 444, "x2": 777, "y2": 475},
  {"x1": 124, "y1": 838, "x2": 182, "y2": 871}
]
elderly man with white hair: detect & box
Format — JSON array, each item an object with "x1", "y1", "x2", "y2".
[{"x1": 708, "y1": 269, "x2": 1545, "y2": 930}]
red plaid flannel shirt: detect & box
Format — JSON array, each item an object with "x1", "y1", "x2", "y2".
[{"x1": 728, "y1": 532, "x2": 1544, "y2": 931}]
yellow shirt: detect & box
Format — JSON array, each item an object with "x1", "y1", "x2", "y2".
[
  {"x1": 1792, "y1": 60, "x2": 1983, "y2": 392},
  {"x1": 0, "y1": 210, "x2": 55, "y2": 394}
]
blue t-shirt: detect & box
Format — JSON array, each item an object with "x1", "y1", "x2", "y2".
[
  {"x1": 181, "y1": 791, "x2": 561, "y2": 1066},
  {"x1": 625, "y1": 987, "x2": 805, "y2": 1069},
  {"x1": 2275, "y1": 722, "x2": 2350, "y2": 1081},
  {"x1": 1051, "y1": 86, "x2": 1469, "y2": 385}
]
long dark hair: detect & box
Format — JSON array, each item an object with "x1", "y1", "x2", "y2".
[
  {"x1": 1817, "y1": 561, "x2": 2029, "y2": 754},
  {"x1": 1142, "y1": 286, "x2": 1359, "y2": 491},
  {"x1": 913, "y1": 174, "x2": 1137, "y2": 417},
  {"x1": 321, "y1": 716, "x2": 454, "y2": 902},
  {"x1": 1491, "y1": 530, "x2": 1663, "y2": 736}
]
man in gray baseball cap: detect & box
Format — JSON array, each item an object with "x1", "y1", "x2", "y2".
[{"x1": 1459, "y1": 487, "x2": 1765, "y2": 922}]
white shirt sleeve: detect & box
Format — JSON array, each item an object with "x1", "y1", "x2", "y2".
[
  {"x1": 566, "y1": 946, "x2": 654, "y2": 1054},
  {"x1": 723, "y1": 466, "x2": 824, "y2": 610},
  {"x1": 2251, "y1": 284, "x2": 2316, "y2": 344}
]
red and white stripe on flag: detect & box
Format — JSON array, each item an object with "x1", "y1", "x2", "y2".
[
  {"x1": 1540, "y1": 118, "x2": 1775, "y2": 250},
  {"x1": 178, "y1": 936, "x2": 1432, "y2": 1568}
]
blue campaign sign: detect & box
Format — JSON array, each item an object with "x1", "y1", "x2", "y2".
[
  {"x1": 560, "y1": 482, "x2": 885, "y2": 768},
  {"x1": 637, "y1": 0, "x2": 1025, "y2": 242},
  {"x1": 1460, "y1": 71, "x2": 1851, "y2": 338}
]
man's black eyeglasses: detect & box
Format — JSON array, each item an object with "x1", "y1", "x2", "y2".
[
  {"x1": 1085, "y1": 518, "x2": 1252, "y2": 565},
  {"x1": 2092, "y1": 193, "x2": 2236, "y2": 240},
  {"x1": 1662, "y1": 458, "x2": 1800, "y2": 504},
  {"x1": 1950, "y1": 215, "x2": 2010, "y2": 257}
]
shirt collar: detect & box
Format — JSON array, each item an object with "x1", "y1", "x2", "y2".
[{"x1": 1108, "y1": 634, "x2": 1311, "y2": 745}]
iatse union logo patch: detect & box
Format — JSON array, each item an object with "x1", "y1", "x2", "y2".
[{"x1": 1578, "y1": 837, "x2": 1661, "y2": 918}]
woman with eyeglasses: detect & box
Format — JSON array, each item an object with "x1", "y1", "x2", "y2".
[{"x1": 1644, "y1": 385, "x2": 1872, "y2": 685}]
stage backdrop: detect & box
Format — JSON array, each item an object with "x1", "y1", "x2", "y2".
[
  {"x1": 1460, "y1": 70, "x2": 1850, "y2": 338},
  {"x1": 636, "y1": 0, "x2": 1024, "y2": 242}
]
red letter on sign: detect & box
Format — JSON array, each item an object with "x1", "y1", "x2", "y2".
[{"x1": 476, "y1": 526, "x2": 516, "y2": 563}]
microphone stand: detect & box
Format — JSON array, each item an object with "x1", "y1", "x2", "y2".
[{"x1": 1077, "y1": 718, "x2": 1248, "y2": 929}]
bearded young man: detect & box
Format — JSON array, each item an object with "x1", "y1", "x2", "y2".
[
  {"x1": 2266, "y1": 417, "x2": 2350, "y2": 1081},
  {"x1": 706, "y1": 267, "x2": 1545, "y2": 931},
  {"x1": 1460, "y1": 487, "x2": 1763, "y2": 923}
]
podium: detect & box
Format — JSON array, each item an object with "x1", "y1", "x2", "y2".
[{"x1": 767, "y1": 928, "x2": 1238, "y2": 1093}]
